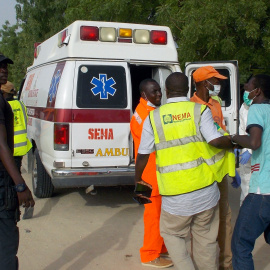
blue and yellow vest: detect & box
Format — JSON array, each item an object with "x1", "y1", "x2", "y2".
[
  {"x1": 8, "y1": 100, "x2": 32, "y2": 156},
  {"x1": 149, "y1": 101, "x2": 235, "y2": 196}
]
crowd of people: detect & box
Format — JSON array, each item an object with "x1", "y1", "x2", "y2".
[
  {"x1": 0, "y1": 50, "x2": 269, "y2": 270},
  {"x1": 132, "y1": 67, "x2": 270, "y2": 270}
]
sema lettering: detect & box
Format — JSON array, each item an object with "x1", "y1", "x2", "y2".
[{"x1": 88, "y1": 128, "x2": 114, "y2": 140}]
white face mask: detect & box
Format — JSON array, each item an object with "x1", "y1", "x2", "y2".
[
  {"x1": 206, "y1": 80, "x2": 221, "y2": 96},
  {"x1": 142, "y1": 92, "x2": 156, "y2": 108}
]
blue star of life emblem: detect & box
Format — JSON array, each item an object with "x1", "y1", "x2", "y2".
[
  {"x1": 90, "y1": 74, "x2": 116, "y2": 99},
  {"x1": 48, "y1": 70, "x2": 61, "y2": 102}
]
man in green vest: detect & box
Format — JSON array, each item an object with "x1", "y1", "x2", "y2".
[
  {"x1": 1, "y1": 81, "x2": 32, "y2": 172},
  {"x1": 135, "y1": 72, "x2": 235, "y2": 270}
]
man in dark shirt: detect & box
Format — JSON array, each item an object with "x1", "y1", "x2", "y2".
[{"x1": 0, "y1": 54, "x2": 35, "y2": 269}]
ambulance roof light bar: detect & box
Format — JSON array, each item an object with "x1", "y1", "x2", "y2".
[{"x1": 79, "y1": 25, "x2": 167, "y2": 45}]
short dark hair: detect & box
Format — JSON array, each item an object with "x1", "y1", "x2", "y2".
[
  {"x1": 139, "y1": 78, "x2": 158, "y2": 93},
  {"x1": 165, "y1": 72, "x2": 189, "y2": 94},
  {"x1": 253, "y1": 74, "x2": 270, "y2": 99}
]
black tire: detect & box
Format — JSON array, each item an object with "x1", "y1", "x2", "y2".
[{"x1": 32, "y1": 149, "x2": 54, "y2": 198}]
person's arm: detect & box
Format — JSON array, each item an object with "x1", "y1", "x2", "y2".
[
  {"x1": 134, "y1": 154, "x2": 152, "y2": 188},
  {"x1": 208, "y1": 136, "x2": 233, "y2": 149},
  {"x1": 134, "y1": 116, "x2": 154, "y2": 188},
  {"x1": 233, "y1": 105, "x2": 264, "y2": 150},
  {"x1": 200, "y1": 108, "x2": 234, "y2": 149},
  {"x1": 231, "y1": 126, "x2": 262, "y2": 150},
  {"x1": 0, "y1": 124, "x2": 35, "y2": 207}
]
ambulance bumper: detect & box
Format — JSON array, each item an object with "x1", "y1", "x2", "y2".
[{"x1": 51, "y1": 166, "x2": 135, "y2": 188}]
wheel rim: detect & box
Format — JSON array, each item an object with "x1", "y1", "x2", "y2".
[{"x1": 32, "y1": 155, "x2": 38, "y2": 190}]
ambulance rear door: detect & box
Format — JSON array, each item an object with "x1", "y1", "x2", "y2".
[
  {"x1": 71, "y1": 61, "x2": 131, "y2": 168},
  {"x1": 185, "y1": 61, "x2": 239, "y2": 134}
]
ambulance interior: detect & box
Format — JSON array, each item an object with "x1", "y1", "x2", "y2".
[
  {"x1": 130, "y1": 64, "x2": 171, "y2": 112},
  {"x1": 130, "y1": 64, "x2": 172, "y2": 161}
]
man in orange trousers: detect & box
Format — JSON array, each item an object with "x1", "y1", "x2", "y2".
[{"x1": 130, "y1": 79, "x2": 173, "y2": 268}]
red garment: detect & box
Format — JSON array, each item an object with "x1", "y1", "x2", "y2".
[{"x1": 130, "y1": 98, "x2": 166, "y2": 262}]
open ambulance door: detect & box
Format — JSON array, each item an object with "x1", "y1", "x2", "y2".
[{"x1": 185, "y1": 61, "x2": 240, "y2": 135}]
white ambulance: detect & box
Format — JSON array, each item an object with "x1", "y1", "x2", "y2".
[{"x1": 19, "y1": 20, "x2": 239, "y2": 198}]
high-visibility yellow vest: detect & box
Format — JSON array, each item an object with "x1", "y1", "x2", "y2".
[
  {"x1": 8, "y1": 100, "x2": 32, "y2": 156},
  {"x1": 149, "y1": 101, "x2": 235, "y2": 196}
]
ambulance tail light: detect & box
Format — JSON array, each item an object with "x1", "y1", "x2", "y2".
[
  {"x1": 54, "y1": 124, "x2": 69, "y2": 151},
  {"x1": 151, "y1": 30, "x2": 167, "y2": 45},
  {"x1": 80, "y1": 26, "x2": 99, "y2": 41}
]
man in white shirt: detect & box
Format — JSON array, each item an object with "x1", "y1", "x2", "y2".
[{"x1": 135, "y1": 72, "x2": 235, "y2": 270}]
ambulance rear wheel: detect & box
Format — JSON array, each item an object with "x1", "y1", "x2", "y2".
[{"x1": 32, "y1": 149, "x2": 54, "y2": 198}]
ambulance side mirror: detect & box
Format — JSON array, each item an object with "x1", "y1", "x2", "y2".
[{"x1": 63, "y1": 35, "x2": 71, "y2": 46}]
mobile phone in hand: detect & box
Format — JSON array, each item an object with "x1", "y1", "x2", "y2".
[
  {"x1": 133, "y1": 195, "x2": 152, "y2": 205},
  {"x1": 134, "y1": 183, "x2": 152, "y2": 198},
  {"x1": 22, "y1": 206, "x2": 34, "y2": 219}
]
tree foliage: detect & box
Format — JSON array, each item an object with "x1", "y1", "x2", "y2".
[{"x1": 0, "y1": 0, "x2": 270, "y2": 88}]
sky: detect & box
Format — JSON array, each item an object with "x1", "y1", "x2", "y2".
[{"x1": 0, "y1": 0, "x2": 17, "y2": 29}]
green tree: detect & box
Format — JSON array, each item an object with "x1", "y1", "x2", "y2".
[
  {"x1": 65, "y1": 0, "x2": 159, "y2": 25},
  {"x1": 0, "y1": 22, "x2": 19, "y2": 84},
  {"x1": 1, "y1": 0, "x2": 270, "y2": 86},
  {"x1": 155, "y1": 0, "x2": 270, "y2": 81}
]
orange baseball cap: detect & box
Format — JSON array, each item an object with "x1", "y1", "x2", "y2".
[{"x1": 193, "y1": 66, "x2": 227, "y2": 82}]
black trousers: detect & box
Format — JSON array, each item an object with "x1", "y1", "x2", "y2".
[
  {"x1": 0, "y1": 170, "x2": 19, "y2": 270},
  {"x1": 0, "y1": 218, "x2": 19, "y2": 270}
]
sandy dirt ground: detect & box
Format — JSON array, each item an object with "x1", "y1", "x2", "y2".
[{"x1": 18, "y1": 170, "x2": 270, "y2": 270}]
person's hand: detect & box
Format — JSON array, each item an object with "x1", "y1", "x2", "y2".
[
  {"x1": 17, "y1": 186, "x2": 35, "y2": 208},
  {"x1": 239, "y1": 150, "x2": 251, "y2": 165},
  {"x1": 137, "y1": 180, "x2": 152, "y2": 189},
  {"x1": 234, "y1": 148, "x2": 240, "y2": 156},
  {"x1": 231, "y1": 170, "x2": 241, "y2": 188}
]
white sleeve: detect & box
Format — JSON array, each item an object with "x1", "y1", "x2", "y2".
[
  {"x1": 138, "y1": 116, "x2": 155, "y2": 154},
  {"x1": 239, "y1": 104, "x2": 247, "y2": 136},
  {"x1": 239, "y1": 104, "x2": 252, "y2": 153},
  {"x1": 199, "y1": 108, "x2": 222, "y2": 143}
]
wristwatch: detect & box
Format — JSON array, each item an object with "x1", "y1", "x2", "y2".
[
  {"x1": 230, "y1": 134, "x2": 237, "y2": 145},
  {"x1": 14, "y1": 183, "x2": 27, "y2": 192}
]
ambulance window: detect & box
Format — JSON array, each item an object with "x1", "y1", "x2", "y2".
[
  {"x1": 218, "y1": 69, "x2": 231, "y2": 107},
  {"x1": 77, "y1": 65, "x2": 127, "y2": 108},
  {"x1": 190, "y1": 68, "x2": 231, "y2": 107}
]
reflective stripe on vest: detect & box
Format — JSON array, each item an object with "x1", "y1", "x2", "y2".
[{"x1": 149, "y1": 101, "x2": 235, "y2": 196}]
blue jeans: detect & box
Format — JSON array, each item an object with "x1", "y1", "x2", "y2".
[{"x1": 232, "y1": 193, "x2": 270, "y2": 270}]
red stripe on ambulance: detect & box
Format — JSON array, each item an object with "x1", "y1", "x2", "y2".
[{"x1": 26, "y1": 106, "x2": 130, "y2": 123}]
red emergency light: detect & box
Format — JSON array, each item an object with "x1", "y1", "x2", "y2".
[
  {"x1": 80, "y1": 26, "x2": 99, "y2": 41},
  {"x1": 150, "y1": 30, "x2": 167, "y2": 45}
]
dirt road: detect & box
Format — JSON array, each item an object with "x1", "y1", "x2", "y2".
[{"x1": 18, "y1": 170, "x2": 270, "y2": 270}]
